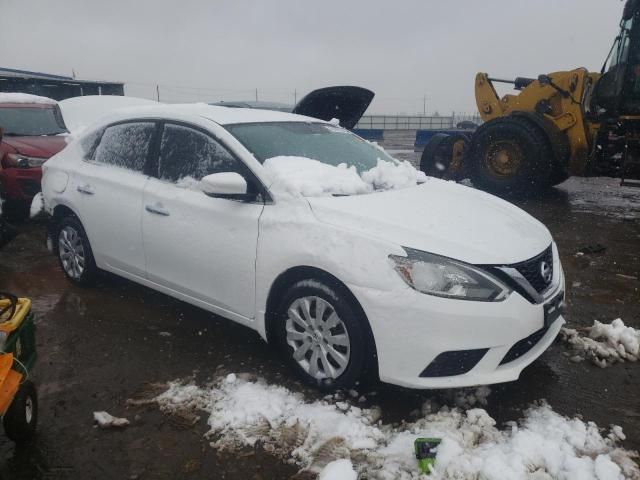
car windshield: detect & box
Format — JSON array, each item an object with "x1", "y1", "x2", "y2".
[
  {"x1": 225, "y1": 121, "x2": 394, "y2": 173},
  {"x1": 0, "y1": 106, "x2": 68, "y2": 136}
]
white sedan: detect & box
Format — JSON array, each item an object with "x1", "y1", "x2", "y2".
[{"x1": 41, "y1": 103, "x2": 565, "y2": 389}]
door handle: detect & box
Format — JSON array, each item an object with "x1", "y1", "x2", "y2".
[
  {"x1": 145, "y1": 204, "x2": 170, "y2": 216},
  {"x1": 77, "y1": 184, "x2": 94, "y2": 195}
]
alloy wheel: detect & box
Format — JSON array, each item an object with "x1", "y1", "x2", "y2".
[
  {"x1": 58, "y1": 226, "x2": 85, "y2": 279},
  {"x1": 285, "y1": 296, "x2": 351, "y2": 380}
]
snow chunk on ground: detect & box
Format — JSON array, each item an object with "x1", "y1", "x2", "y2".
[
  {"x1": 0, "y1": 92, "x2": 57, "y2": 105},
  {"x1": 263, "y1": 156, "x2": 370, "y2": 197},
  {"x1": 146, "y1": 376, "x2": 639, "y2": 480},
  {"x1": 29, "y1": 192, "x2": 45, "y2": 219},
  {"x1": 561, "y1": 318, "x2": 639, "y2": 367},
  {"x1": 263, "y1": 156, "x2": 426, "y2": 197},
  {"x1": 93, "y1": 411, "x2": 129, "y2": 428},
  {"x1": 319, "y1": 459, "x2": 357, "y2": 480}
]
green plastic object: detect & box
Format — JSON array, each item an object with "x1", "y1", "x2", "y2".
[{"x1": 414, "y1": 437, "x2": 441, "y2": 474}]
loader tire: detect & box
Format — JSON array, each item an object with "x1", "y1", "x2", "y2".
[
  {"x1": 420, "y1": 133, "x2": 468, "y2": 181},
  {"x1": 468, "y1": 116, "x2": 554, "y2": 196}
]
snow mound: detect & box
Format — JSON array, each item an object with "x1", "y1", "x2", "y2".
[
  {"x1": 0, "y1": 92, "x2": 57, "y2": 105},
  {"x1": 263, "y1": 156, "x2": 370, "y2": 197},
  {"x1": 362, "y1": 159, "x2": 428, "y2": 190},
  {"x1": 148, "y1": 376, "x2": 639, "y2": 480},
  {"x1": 319, "y1": 459, "x2": 357, "y2": 480},
  {"x1": 561, "y1": 318, "x2": 639, "y2": 367},
  {"x1": 29, "y1": 192, "x2": 45, "y2": 219},
  {"x1": 263, "y1": 156, "x2": 426, "y2": 197}
]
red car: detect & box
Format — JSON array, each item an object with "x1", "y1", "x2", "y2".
[{"x1": 0, "y1": 94, "x2": 68, "y2": 219}]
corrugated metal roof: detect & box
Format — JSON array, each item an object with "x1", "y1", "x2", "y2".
[{"x1": 0, "y1": 66, "x2": 123, "y2": 85}]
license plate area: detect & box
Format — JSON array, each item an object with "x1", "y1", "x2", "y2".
[{"x1": 544, "y1": 290, "x2": 565, "y2": 327}]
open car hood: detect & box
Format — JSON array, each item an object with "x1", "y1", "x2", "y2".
[{"x1": 292, "y1": 86, "x2": 374, "y2": 130}]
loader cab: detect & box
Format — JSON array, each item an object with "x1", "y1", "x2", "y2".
[{"x1": 592, "y1": 0, "x2": 640, "y2": 116}]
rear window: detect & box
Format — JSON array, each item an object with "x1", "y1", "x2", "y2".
[
  {"x1": 0, "y1": 106, "x2": 67, "y2": 136},
  {"x1": 93, "y1": 122, "x2": 155, "y2": 172}
]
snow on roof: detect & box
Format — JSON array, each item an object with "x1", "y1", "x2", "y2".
[
  {"x1": 95, "y1": 102, "x2": 320, "y2": 126},
  {"x1": 59, "y1": 95, "x2": 159, "y2": 133},
  {"x1": 0, "y1": 92, "x2": 58, "y2": 105}
]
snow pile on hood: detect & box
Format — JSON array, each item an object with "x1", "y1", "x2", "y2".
[
  {"x1": 362, "y1": 159, "x2": 428, "y2": 190},
  {"x1": 263, "y1": 156, "x2": 426, "y2": 197},
  {"x1": 263, "y1": 156, "x2": 370, "y2": 197},
  {"x1": 561, "y1": 318, "x2": 639, "y2": 367},
  {"x1": 145, "y1": 375, "x2": 639, "y2": 480},
  {"x1": 0, "y1": 92, "x2": 57, "y2": 105}
]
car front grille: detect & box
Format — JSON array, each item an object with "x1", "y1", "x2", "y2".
[{"x1": 510, "y1": 245, "x2": 554, "y2": 294}]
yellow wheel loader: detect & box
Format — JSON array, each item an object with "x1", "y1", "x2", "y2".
[{"x1": 421, "y1": 0, "x2": 640, "y2": 195}]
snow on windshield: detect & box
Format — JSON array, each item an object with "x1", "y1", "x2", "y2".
[{"x1": 263, "y1": 155, "x2": 427, "y2": 197}]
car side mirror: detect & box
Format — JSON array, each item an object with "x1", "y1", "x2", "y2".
[{"x1": 200, "y1": 172, "x2": 254, "y2": 201}]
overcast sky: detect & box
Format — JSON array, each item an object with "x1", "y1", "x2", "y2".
[{"x1": 0, "y1": 0, "x2": 626, "y2": 115}]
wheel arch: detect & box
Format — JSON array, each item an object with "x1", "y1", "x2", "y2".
[{"x1": 264, "y1": 265, "x2": 379, "y2": 374}]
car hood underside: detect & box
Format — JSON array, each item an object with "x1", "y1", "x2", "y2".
[{"x1": 307, "y1": 178, "x2": 552, "y2": 265}]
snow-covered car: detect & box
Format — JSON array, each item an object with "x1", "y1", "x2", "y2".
[{"x1": 40, "y1": 103, "x2": 566, "y2": 389}]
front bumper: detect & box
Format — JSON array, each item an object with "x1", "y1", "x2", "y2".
[
  {"x1": 0, "y1": 167, "x2": 43, "y2": 202},
  {"x1": 350, "y1": 282, "x2": 565, "y2": 389}
]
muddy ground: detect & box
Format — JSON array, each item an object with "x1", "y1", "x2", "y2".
[{"x1": 0, "y1": 138, "x2": 639, "y2": 479}]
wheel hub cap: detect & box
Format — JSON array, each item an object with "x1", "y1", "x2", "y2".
[
  {"x1": 285, "y1": 296, "x2": 351, "y2": 380},
  {"x1": 486, "y1": 140, "x2": 522, "y2": 177},
  {"x1": 58, "y1": 226, "x2": 85, "y2": 279}
]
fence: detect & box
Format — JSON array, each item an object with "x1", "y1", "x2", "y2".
[{"x1": 355, "y1": 113, "x2": 481, "y2": 130}]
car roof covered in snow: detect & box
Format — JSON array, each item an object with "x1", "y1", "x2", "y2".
[
  {"x1": 93, "y1": 102, "x2": 323, "y2": 127},
  {"x1": 0, "y1": 92, "x2": 58, "y2": 106}
]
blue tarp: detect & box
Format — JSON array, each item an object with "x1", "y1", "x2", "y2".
[{"x1": 353, "y1": 128, "x2": 384, "y2": 141}]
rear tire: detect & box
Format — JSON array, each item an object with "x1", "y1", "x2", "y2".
[
  {"x1": 55, "y1": 216, "x2": 98, "y2": 286},
  {"x1": 468, "y1": 116, "x2": 554, "y2": 196},
  {"x1": 3, "y1": 380, "x2": 38, "y2": 443},
  {"x1": 274, "y1": 279, "x2": 369, "y2": 390},
  {"x1": 420, "y1": 133, "x2": 468, "y2": 181}
]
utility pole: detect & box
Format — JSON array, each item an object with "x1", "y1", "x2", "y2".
[
  {"x1": 156, "y1": 85, "x2": 160, "y2": 102},
  {"x1": 294, "y1": 89, "x2": 297, "y2": 105},
  {"x1": 255, "y1": 88, "x2": 258, "y2": 102},
  {"x1": 423, "y1": 95, "x2": 427, "y2": 116}
]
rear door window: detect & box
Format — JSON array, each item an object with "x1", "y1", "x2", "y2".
[
  {"x1": 157, "y1": 123, "x2": 242, "y2": 182},
  {"x1": 93, "y1": 122, "x2": 155, "y2": 172}
]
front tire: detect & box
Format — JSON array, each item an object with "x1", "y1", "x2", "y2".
[
  {"x1": 468, "y1": 116, "x2": 553, "y2": 196},
  {"x1": 274, "y1": 280, "x2": 369, "y2": 390},
  {"x1": 56, "y1": 216, "x2": 98, "y2": 286},
  {"x1": 3, "y1": 380, "x2": 38, "y2": 443}
]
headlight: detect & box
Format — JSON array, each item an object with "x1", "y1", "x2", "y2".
[
  {"x1": 389, "y1": 248, "x2": 511, "y2": 301},
  {"x1": 7, "y1": 153, "x2": 47, "y2": 168}
]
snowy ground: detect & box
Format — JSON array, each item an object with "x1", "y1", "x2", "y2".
[
  {"x1": 560, "y1": 318, "x2": 639, "y2": 367},
  {"x1": 137, "y1": 374, "x2": 639, "y2": 480}
]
